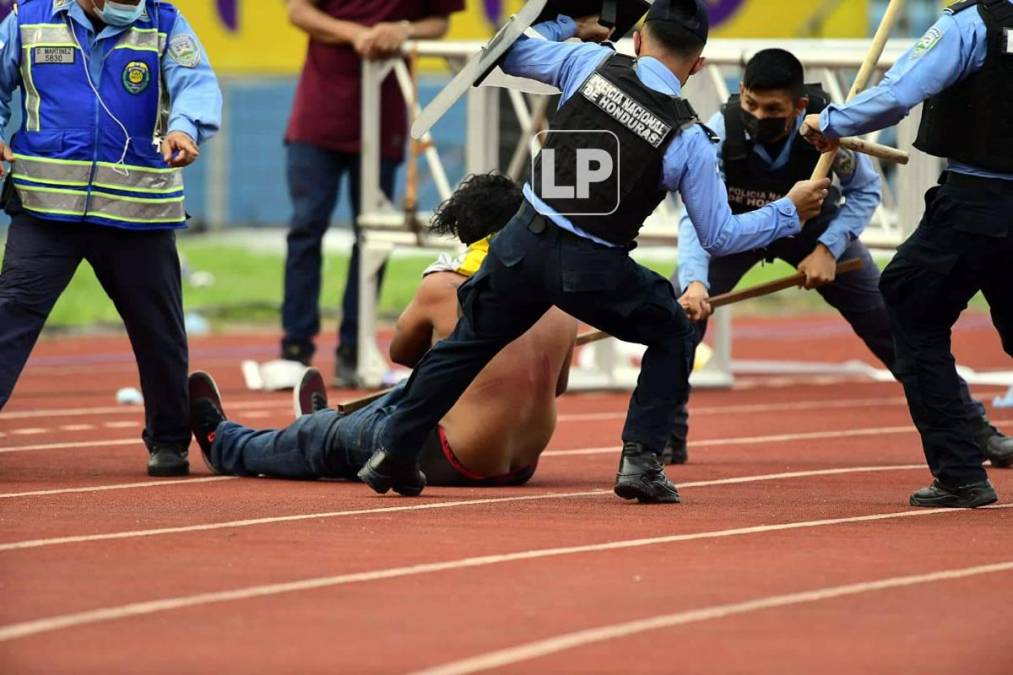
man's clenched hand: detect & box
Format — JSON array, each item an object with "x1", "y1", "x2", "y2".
[
  {"x1": 797, "y1": 243, "x2": 838, "y2": 290},
  {"x1": 679, "y1": 281, "x2": 712, "y2": 322}
]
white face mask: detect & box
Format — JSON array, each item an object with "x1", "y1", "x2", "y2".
[{"x1": 96, "y1": 0, "x2": 145, "y2": 27}]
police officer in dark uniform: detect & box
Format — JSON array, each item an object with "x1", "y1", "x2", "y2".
[
  {"x1": 803, "y1": 0, "x2": 1013, "y2": 508},
  {"x1": 354, "y1": 0, "x2": 832, "y2": 501},
  {"x1": 0, "y1": 0, "x2": 222, "y2": 476},
  {"x1": 666, "y1": 48, "x2": 1008, "y2": 468}
]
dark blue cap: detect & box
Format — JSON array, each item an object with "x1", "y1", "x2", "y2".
[{"x1": 645, "y1": 0, "x2": 710, "y2": 43}]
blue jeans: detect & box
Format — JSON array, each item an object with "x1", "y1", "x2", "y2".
[
  {"x1": 212, "y1": 383, "x2": 410, "y2": 479},
  {"x1": 281, "y1": 142, "x2": 399, "y2": 360}
]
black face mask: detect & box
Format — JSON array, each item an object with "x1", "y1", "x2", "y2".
[{"x1": 740, "y1": 109, "x2": 791, "y2": 145}]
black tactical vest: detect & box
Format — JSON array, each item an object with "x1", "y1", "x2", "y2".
[
  {"x1": 914, "y1": 0, "x2": 1013, "y2": 172},
  {"x1": 721, "y1": 84, "x2": 843, "y2": 246},
  {"x1": 531, "y1": 53, "x2": 701, "y2": 246}
]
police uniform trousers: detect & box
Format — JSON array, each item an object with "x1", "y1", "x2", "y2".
[
  {"x1": 376, "y1": 200, "x2": 697, "y2": 459},
  {"x1": 670, "y1": 235, "x2": 986, "y2": 442},
  {"x1": 879, "y1": 172, "x2": 1013, "y2": 486},
  {"x1": 0, "y1": 203, "x2": 191, "y2": 449}
]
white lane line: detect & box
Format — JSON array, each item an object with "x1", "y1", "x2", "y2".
[
  {"x1": 239, "y1": 410, "x2": 275, "y2": 419},
  {"x1": 10, "y1": 428, "x2": 47, "y2": 436},
  {"x1": 0, "y1": 490, "x2": 610, "y2": 552},
  {"x1": 0, "y1": 464, "x2": 928, "y2": 552},
  {"x1": 0, "y1": 476, "x2": 236, "y2": 499},
  {"x1": 557, "y1": 396, "x2": 909, "y2": 422},
  {"x1": 0, "y1": 439, "x2": 141, "y2": 454},
  {"x1": 58, "y1": 424, "x2": 96, "y2": 432},
  {"x1": 544, "y1": 420, "x2": 1013, "y2": 458},
  {"x1": 0, "y1": 392, "x2": 916, "y2": 425},
  {"x1": 102, "y1": 421, "x2": 137, "y2": 429},
  {"x1": 0, "y1": 398, "x2": 288, "y2": 421},
  {"x1": 2, "y1": 505, "x2": 1009, "y2": 643},
  {"x1": 414, "y1": 557, "x2": 1013, "y2": 675}
]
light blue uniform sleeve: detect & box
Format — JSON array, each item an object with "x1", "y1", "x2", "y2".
[
  {"x1": 819, "y1": 12, "x2": 983, "y2": 139},
  {"x1": 668, "y1": 126, "x2": 801, "y2": 259},
  {"x1": 500, "y1": 17, "x2": 612, "y2": 101},
  {"x1": 676, "y1": 111, "x2": 726, "y2": 290},
  {"x1": 162, "y1": 13, "x2": 222, "y2": 145},
  {"x1": 818, "y1": 148, "x2": 881, "y2": 258},
  {"x1": 530, "y1": 15, "x2": 578, "y2": 41},
  {"x1": 0, "y1": 13, "x2": 22, "y2": 144}
]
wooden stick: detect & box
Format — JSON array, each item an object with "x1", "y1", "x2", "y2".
[
  {"x1": 839, "y1": 137, "x2": 908, "y2": 165},
  {"x1": 337, "y1": 258, "x2": 864, "y2": 412},
  {"x1": 810, "y1": 0, "x2": 906, "y2": 181},
  {"x1": 575, "y1": 258, "x2": 864, "y2": 347}
]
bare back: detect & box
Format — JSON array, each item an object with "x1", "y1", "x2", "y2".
[{"x1": 392, "y1": 272, "x2": 577, "y2": 476}]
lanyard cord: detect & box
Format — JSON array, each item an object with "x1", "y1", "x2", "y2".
[{"x1": 65, "y1": 15, "x2": 132, "y2": 176}]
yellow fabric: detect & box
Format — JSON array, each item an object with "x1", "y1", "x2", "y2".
[{"x1": 455, "y1": 237, "x2": 489, "y2": 278}]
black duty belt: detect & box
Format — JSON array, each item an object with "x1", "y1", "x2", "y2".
[{"x1": 944, "y1": 171, "x2": 1013, "y2": 193}]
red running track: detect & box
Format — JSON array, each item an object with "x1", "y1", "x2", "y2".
[{"x1": 1, "y1": 314, "x2": 1012, "y2": 674}]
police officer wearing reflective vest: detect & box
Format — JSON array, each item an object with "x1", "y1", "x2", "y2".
[
  {"x1": 666, "y1": 48, "x2": 1010, "y2": 469},
  {"x1": 0, "y1": 0, "x2": 222, "y2": 476},
  {"x1": 353, "y1": 0, "x2": 832, "y2": 501},
  {"x1": 803, "y1": 0, "x2": 1013, "y2": 508}
]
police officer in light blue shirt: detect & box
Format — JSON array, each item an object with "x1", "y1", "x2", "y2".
[
  {"x1": 667, "y1": 48, "x2": 1004, "y2": 467},
  {"x1": 803, "y1": 0, "x2": 1013, "y2": 508},
  {"x1": 0, "y1": 0, "x2": 222, "y2": 477},
  {"x1": 354, "y1": 0, "x2": 832, "y2": 502}
]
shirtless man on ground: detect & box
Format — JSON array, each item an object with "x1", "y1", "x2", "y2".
[{"x1": 189, "y1": 174, "x2": 577, "y2": 488}]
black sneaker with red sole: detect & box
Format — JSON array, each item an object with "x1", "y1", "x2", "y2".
[
  {"x1": 293, "y1": 367, "x2": 329, "y2": 418},
  {"x1": 188, "y1": 371, "x2": 227, "y2": 474}
]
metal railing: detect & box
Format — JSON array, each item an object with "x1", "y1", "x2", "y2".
[{"x1": 355, "y1": 37, "x2": 931, "y2": 389}]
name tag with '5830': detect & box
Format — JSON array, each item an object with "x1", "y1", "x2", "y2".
[{"x1": 34, "y1": 47, "x2": 75, "y2": 64}]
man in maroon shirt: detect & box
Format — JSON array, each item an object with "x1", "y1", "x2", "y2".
[{"x1": 281, "y1": 0, "x2": 465, "y2": 386}]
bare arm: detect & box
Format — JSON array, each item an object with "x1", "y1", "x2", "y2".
[
  {"x1": 389, "y1": 275, "x2": 457, "y2": 367},
  {"x1": 409, "y1": 15, "x2": 451, "y2": 40},
  {"x1": 286, "y1": 0, "x2": 364, "y2": 46}
]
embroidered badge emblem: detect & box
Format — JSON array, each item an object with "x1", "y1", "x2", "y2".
[{"x1": 122, "y1": 60, "x2": 151, "y2": 94}]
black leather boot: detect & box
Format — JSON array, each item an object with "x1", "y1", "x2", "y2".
[
  {"x1": 614, "y1": 442, "x2": 681, "y2": 503},
  {"x1": 974, "y1": 418, "x2": 1013, "y2": 468},
  {"x1": 147, "y1": 443, "x2": 189, "y2": 477},
  {"x1": 358, "y1": 449, "x2": 427, "y2": 497},
  {"x1": 909, "y1": 479, "x2": 997, "y2": 508}
]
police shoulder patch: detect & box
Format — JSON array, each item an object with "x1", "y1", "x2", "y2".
[
  {"x1": 168, "y1": 34, "x2": 200, "y2": 68},
  {"x1": 912, "y1": 27, "x2": 943, "y2": 59}
]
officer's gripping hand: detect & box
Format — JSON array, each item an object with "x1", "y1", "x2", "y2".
[
  {"x1": 678, "y1": 281, "x2": 712, "y2": 323},
  {"x1": 796, "y1": 243, "x2": 837, "y2": 290},
  {"x1": 800, "y1": 114, "x2": 840, "y2": 153},
  {"x1": 162, "y1": 132, "x2": 199, "y2": 168},
  {"x1": 787, "y1": 177, "x2": 831, "y2": 222},
  {"x1": 574, "y1": 15, "x2": 615, "y2": 43},
  {"x1": 0, "y1": 141, "x2": 14, "y2": 178}
]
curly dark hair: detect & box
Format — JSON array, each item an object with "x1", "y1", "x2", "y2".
[{"x1": 428, "y1": 172, "x2": 523, "y2": 245}]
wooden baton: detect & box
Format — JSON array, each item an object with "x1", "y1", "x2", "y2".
[
  {"x1": 337, "y1": 258, "x2": 864, "y2": 412},
  {"x1": 574, "y1": 257, "x2": 864, "y2": 346},
  {"x1": 839, "y1": 137, "x2": 908, "y2": 165},
  {"x1": 810, "y1": 0, "x2": 907, "y2": 181}
]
